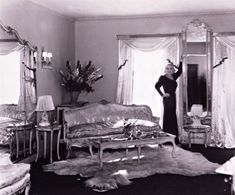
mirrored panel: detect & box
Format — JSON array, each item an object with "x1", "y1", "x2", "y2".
[
  {"x1": 180, "y1": 19, "x2": 213, "y2": 146},
  {"x1": 182, "y1": 19, "x2": 213, "y2": 116}
]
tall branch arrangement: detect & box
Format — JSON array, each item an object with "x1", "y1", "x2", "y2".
[{"x1": 59, "y1": 60, "x2": 103, "y2": 94}]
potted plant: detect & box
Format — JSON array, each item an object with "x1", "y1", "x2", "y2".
[{"x1": 59, "y1": 60, "x2": 103, "y2": 103}]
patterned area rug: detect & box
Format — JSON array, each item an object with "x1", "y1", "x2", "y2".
[{"x1": 43, "y1": 145, "x2": 220, "y2": 192}]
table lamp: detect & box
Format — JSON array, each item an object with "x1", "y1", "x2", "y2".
[{"x1": 36, "y1": 95, "x2": 55, "y2": 126}]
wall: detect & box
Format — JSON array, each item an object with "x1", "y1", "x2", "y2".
[
  {"x1": 75, "y1": 13, "x2": 235, "y2": 103},
  {"x1": 0, "y1": 0, "x2": 75, "y2": 106}
]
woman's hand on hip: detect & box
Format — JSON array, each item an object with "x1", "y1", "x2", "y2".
[{"x1": 163, "y1": 93, "x2": 170, "y2": 98}]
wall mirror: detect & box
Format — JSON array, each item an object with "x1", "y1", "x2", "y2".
[
  {"x1": 179, "y1": 19, "x2": 213, "y2": 145},
  {"x1": 182, "y1": 19, "x2": 213, "y2": 117}
]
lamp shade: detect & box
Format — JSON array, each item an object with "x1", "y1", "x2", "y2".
[
  {"x1": 36, "y1": 95, "x2": 55, "y2": 112},
  {"x1": 16, "y1": 95, "x2": 35, "y2": 112},
  {"x1": 190, "y1": 104, "x2": 203, "y2": 116}
]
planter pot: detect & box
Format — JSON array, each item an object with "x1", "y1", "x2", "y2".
[{"x1": 70, "y1": 91, "x2": 81, "y2": 104}]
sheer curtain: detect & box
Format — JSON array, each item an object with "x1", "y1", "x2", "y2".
[
  {"x1": 0, "y1": 44, "x2": 36, "y2": 116},
  {"x1": 117, "y1": 36, "x2": 179, "y2": 104},
  {"x1": 212, "y1": 36, "x2": 235, "y2": 148},
  {"x1": 0, "y1": 51, "x2": 21, "y2": 104},
  {"x1": 117, "y1": 36, "x2": 181, "y2": 126}
]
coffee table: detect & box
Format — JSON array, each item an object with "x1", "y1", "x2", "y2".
[{"x1": 92, "y1": 132, "x2": 176, "y2": 168}]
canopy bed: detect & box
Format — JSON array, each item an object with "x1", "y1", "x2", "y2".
[{"x1": 0, "y1": 21, "x2": 37, "y2": 160}]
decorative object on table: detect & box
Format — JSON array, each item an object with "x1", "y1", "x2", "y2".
[
  {"x1": 191, "y1": 115, "x2": 202, "y2": 126},
  {"x1": 36, "y1": 95, "x2": 55, "y2": 126},
  {"x1": 59, "y1": 60, "x2": 103, "y2": 103},
  {"x1": 43, "y1": 145, "x2": 219, "y2": 192},
  {"x1": 122, "y1": 119, "x2": 142, "y2": 139}
]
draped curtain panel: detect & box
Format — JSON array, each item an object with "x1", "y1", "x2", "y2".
[
  {"x1": 116, "y1": 40, "x2": 133, "y2": 105},
  {"x1": 21, "y1": 47, "x2": 37, "y2": 105},
  {"x1": 0, "y1": 51, "x2": 21, "y2": 104},
  {"x1": 0, "y1": 41, "x2": 24, "y2": 104},
  {"x1": 117, "y1": 37, "x2": 179, "y2": 104},
  {"x1": 0, "y1": 41, "x2": 36, "y2": 106},
  {"x1": 117, "y1": 36, "x2": 181, "y2": 132},
  {"x1": 212, "y1": 36, "x2": 235, "y2": 148},
  {"x1": 0, "y1": 42, "x2": 23, "y2": 55}
]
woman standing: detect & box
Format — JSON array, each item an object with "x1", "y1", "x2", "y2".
[{"x1": 155, "y1": 58, "x2": 182, "y2": 143}]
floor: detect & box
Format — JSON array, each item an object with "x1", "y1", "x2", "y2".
[{"x1": 27, "y1": 144, "x2": 235, "y2": 195}]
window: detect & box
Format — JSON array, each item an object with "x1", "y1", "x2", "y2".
[
  {"x1": 132, "y1": 50, "x2": 166, "y2": 117},
  {"x1": 0, "y1": 51, "x2": 21, "y2": 104}
]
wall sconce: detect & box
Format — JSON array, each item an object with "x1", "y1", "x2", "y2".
[
  {"x1": 33, "y1": 51, "x2": 37, "y2": 65},
  {"x1": 47, "y1": 52, "x2": 53, "y2": 64},
  {"x1": 41, "y1": 48, "x2": 53, "y2": 69}
]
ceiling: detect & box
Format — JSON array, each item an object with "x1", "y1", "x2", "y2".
[{"x1": 27, "y1": 0, "x2": 235, "y2": 20}]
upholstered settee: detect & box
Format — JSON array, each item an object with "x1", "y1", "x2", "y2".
[
  {"x1": 0, "y1": 152, "x2": 31, "y2": 195},
  {"x1": 63, "y1": 102, "x2": 161, "y2": 157},
  {"x1": 0, "y1": 104, "x2": 25, "y2": 146}
]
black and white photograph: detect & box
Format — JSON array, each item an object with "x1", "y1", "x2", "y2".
[{"x1": 0, "y1": 0, "x2": 235, "y2": 194}]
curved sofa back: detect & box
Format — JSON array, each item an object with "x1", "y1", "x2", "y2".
[{"x1": 64, "y1": 103, "x2": 154, "y2": 127}]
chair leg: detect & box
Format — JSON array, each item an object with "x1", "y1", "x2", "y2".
[
  {"x1": 204, "y1": 132, "x2": 208, "y2": 148},
  {"x1": 66, "y1": 143, "x2": 71, "y2": 159},
  {"x1": 24, "y1": 182, "x2": 31, "y2": 195},
  {"x1": 188, "y1": 132, "x2": 191, "y2": 148},
  {"x1": 89, "y1": 144, "x2": 94, "y2": 158}
]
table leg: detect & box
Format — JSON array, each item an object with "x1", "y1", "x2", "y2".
[
  {"x1": 9, "y1": 136, "x2": 13, "y2": 157},
  {"x1": 15, "y1": 131, "x2": 19, "y2": 158},
  {"x1": 99, "y1": 148, "x2": 103, "y2": 168},
  {"x1": 66, "y1": 143, "x2": 70, "y2": 159},
  {"x1": 50, "y1": 131, "x2": 53, "y2": 163},
  {"x1": 89, "y1": 144, "x2": 94, "y2": 158},
  {"x1": 137, "y1": 146, "x2": 141, "y2": 164},
  {"x1": 29, "y1": 130, "x2": 33, "y2": 154},
  {"x1": 23, "y1": 127, "x2": 26, "y2": 157},
  {"x1": 171, "y1": 141, "x2": 176, "y2": 157},
  {"x1": 188, "y1": 132, "x2": 192, "y2": 148},
  {"x1": 204, "y1": 132, "x2": 208, "y2": 148},
  {"x1": 125, "y1": 148, "x2": 129, "y2": 157},
  {"x1": 35, "y1": 131, "x2": 39, "y2": 162},
  {"x1": 57, "y1": 130, "x2": 61, "y2": 160},
  {"x1": 44, "y1": 132, "x2": 47, "y2": 159},
  {"x1": 24, "y1": 182, "x2": 31, "y2": 195}
]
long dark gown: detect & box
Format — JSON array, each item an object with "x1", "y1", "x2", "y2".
[{"x1": 155, "y1": 62, "x2": 182, "y2": 137}]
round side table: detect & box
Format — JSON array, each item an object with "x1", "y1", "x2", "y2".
[{"x1": 35, "y1": 124, "x2": 61, "y2": 163}]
